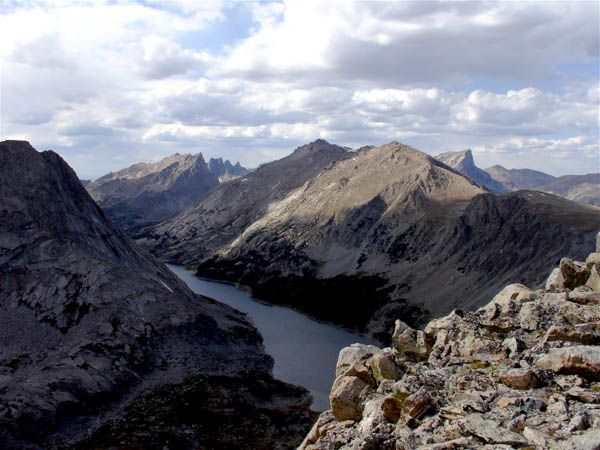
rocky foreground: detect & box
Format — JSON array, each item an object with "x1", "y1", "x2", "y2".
[{"x1": 301, "y1": 234, "x2": 600, "y2": 449}]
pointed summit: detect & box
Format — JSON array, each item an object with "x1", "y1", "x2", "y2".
[{"x1": 435, "y1": 149, "x2": 509, "y2": 193}]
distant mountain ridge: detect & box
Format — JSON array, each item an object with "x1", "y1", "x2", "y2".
[
  {"x1": 434, "y1": 150, "x2": 599, "y2": 207},
  {"x1": 485, "y1": 165, "x2": 599, "y2": 207},
  {"x1": 484, "y1": 165, "x2": 556, "y2": 190},
  {"x1": 86, "y1": 152, "x2": 249, "y2": 232},
  {"x1": 435, "y1": 149, "x2": 509, "y2": 193},
  {"x1": 140, "y1": 139, "x2": 353, "y2": 263}
]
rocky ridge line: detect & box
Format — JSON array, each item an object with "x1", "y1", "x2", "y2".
[{"x1": 301, "y1": 232, "x2": 600, "y2": 449}]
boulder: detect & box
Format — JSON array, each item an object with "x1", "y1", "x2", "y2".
[
  {"x1": 463, "y1": 414, "x2": 528, "y2": 446},
  {"x1": 499, "y1": 368, "x2": 539, "y2": 390},
  {"x1": 543, "y1": 325, "x2": 600, "y2": 345},
  {"x1": 586, "y1": 253, "x2": 600, "y2": 264},
  {"x1": 480, "y1": 284, "x2": 537, "y2": 320},
  {"x1": 566, "y1": 387, "x2": 600, "y2": 404},
  {"x1": 535, "y1": 346, "x2": 600, "y2": 380},
  {"x1": 329, "y1": 376, "x2": 371, "y2": 421},
  {"x1": 546, "y1": 267, "x2": 565, "y2": 290},
  {"x1": 587, "y1": 265, "x2": 600, "y2": 292},
  {"x1": 557, "y1": 427, "x2": 600, "y2": 450},
  {"x1": 370, "y1": 349, "x2": 400, "y2": 382},
  {"x1": 336, "y1": 344, "x2": 380, "y2": 378},
  {"x1": 392, "y1": 320, "x2": 431, "y2": 361},
  {"x1": 560, "y1": 257, "x2": 591, "y2": 290},
  {"x1": 400, "y1": 387, "x2": 433, "y2": 423}
]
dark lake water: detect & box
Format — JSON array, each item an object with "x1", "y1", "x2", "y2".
[{"x1": 167, "y1": 264, "x2": 375, "y2": 411}]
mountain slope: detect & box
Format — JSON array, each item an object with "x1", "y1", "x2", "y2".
[
  {"x1": 140, "y1": 139, "x2": 353, "y2": 263},
  {"x1": 435, "y1": 149, "x2": 509, "y2": 193},
  {"x1": 86, "y1": 153, "x2": 219, "y2": 232},
  {"x1": 484, "y1": 164, "x2": 556, "y2": 190},
  {"x1": 0, "y1": 141, "x2": 312, "y2": 449},
  {"x1": 184, "y1": 142, "x2": 600, "y2": 341},
  {"x1": 541, "y1": 173, "x2": 600, "y2": 207}
]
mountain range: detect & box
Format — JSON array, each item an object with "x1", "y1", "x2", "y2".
[
  {"x1": 0, "y1": 141, "x2": 311, "y2": 448},
  {"x1": 85, "y1": 153, "x2": 248, "y2": 232},
  {"x1": 139, "y1": 141, "x2": 600, "y2": 342},
  {"x1": 437, "y1": 149, "x2": 599, "y2": 206}
]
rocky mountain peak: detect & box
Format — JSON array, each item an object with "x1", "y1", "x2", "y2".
[
  {"x1": 302, "y1": 234, "x2": 600, "y2": 449},
  {"x1": 291, "y1": 139, "x2": 347, "y2": 157},
  {"x1": 436, "y1": 148, "x2": 474, "y2": 170},
  {"x1": 86, "y1": 151, "x2": 219, "y2": 232},
  {"x1": 208, "y1": 156, "x2": 249, "y2": 182},
  {"x1": 436, "y1": 149, "x2": 509, "y2": 194}
]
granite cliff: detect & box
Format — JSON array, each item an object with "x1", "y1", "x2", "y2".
[{"x1": 0, "y1": 141, "x2": 312, "y2": 449}]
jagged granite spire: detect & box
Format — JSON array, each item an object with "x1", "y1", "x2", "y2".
[{"x1": 436, "y1": 149, "x2": 509, "y2": 193}]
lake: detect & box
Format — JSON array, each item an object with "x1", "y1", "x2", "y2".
[{"x1": 167, "y1": 264, "x2": 376, "y2": 411}]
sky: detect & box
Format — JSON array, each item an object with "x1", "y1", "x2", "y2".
[{"x1": 0, "y1": 0, "x2": 598, "y2": 179}]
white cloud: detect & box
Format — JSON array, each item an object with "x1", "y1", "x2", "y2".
[{"x1": 0, "y1": 1, "x2": 598, "y2": 178}]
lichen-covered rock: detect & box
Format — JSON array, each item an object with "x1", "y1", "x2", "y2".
[
  {"x1": 370, "y1": 349, "x2": 400, "y2": 382},
  {"x1": 561, "y1": 257, "x2": 592, "y2": 289},
  {"x1": 301, "y1": 240, "x2": 600, "y2": 449},
  {"x1": 392, "y1": 320, "x2": 431, "y2": 360}
]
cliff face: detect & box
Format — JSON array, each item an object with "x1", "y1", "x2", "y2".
[
  {"x1": 190, "y1": 142, "x2": 600, "y2": 340},
  {"x1": 86, "y1": 153, "x2": 220, "y2": 232},
  {"x1": 435, "y1": 149, "x2": 509, "y2": 194},
  {"x1": 0, "y1": 141, "x2": 312, "y2": 449},
  {"x1": 301, "y1": 234, "x2": 600, "y2": 449}
]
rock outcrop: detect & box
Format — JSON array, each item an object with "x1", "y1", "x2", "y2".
[
  {"x1": 435, "y1": 149, "x2": 509, "y2": 194},
  {"x1": 0, "y1": 141, "x2": 313, "y2": 449},
  {"x1": 301, "y1": 233, "x2": 600, "y2": 449},
  {"x1": 186, "y1": 142, "x2": 599, "y2": 341},
  {"x1": 86, "y1": 152, "x2": 220, "y2": 232}
]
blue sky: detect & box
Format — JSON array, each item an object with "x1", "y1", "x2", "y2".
[{"x1": 0, "y1": 0, "x2": 598, "y2": 178}]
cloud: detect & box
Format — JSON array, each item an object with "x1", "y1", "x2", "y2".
[
  {"x1": 138, "y1": 35, "x2": 214, "y2": 79},
  {"x1": 0, "y1": 1, "x2": 598, "y2": 178},
  {"x1": 217, "y1": 1, "x2": 599, "y2": 85}
]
